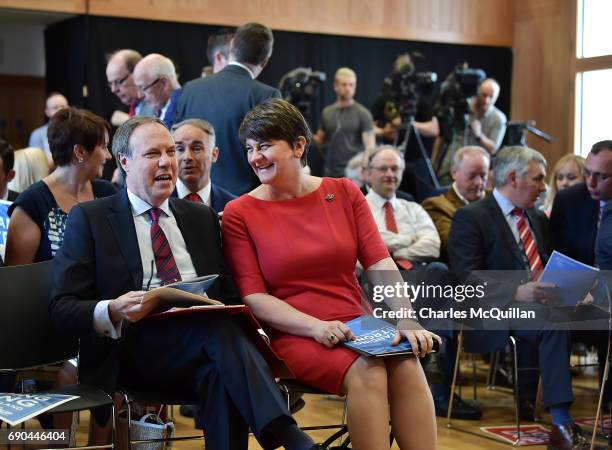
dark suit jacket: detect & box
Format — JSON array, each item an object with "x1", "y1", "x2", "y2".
[
  {"x1": 161, "y1": 88, "x2": 181, "y2": 129},
  {"x1": 549, "y1": 183, "x2": 598, "y2": 265},
  {"x1": 49, "y1": 189, "x2": 240, "y2": 393},
  {"x1": 7, "y1": 190, "x2": 19, "y2": 202},
  {"x1": 450, "y1": 194, "x2": 549, "y2": 277},
  {"x1": 171, "y1": 183, "x2": 237, "y2": 214},
  {"x1": 174, "y1": 65, "x2": 281, "y2": 196},
  {"x1": 596, "y1": 202, "x2": 612, "y2": 270}
]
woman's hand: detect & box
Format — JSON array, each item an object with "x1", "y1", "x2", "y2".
[
  {"x1": 393, "y1": 319, "x2": 442, "y2": 357},
  {"x1": 311, "y1": 320, "x2": 356, "y2": 348}
]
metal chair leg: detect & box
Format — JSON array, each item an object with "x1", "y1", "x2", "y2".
[
  {"x1": 509, "y1": 336, "x2": 521, "y2": 445},
  {"x1": 446, "y1": 327, "x2": 464, "y2": 423}
]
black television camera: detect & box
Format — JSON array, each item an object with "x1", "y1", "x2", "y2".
[
  {"x1": 435, "y1": 64, "x2": 486, "y2": 139},
  {"x1": 278, "y1": 67, "x2": 326, "y2": 122},
  {"x1": 382, "y1": 62, "x2": 437, "y2": 121}
]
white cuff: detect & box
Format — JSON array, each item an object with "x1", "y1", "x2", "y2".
[{"x1": 93, "y1": 300, "x2": 122, "y2": 339}]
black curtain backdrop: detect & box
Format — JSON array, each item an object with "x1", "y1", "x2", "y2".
[{"x1": 45, "y1": 15, "x2": 512, "y2": 129}]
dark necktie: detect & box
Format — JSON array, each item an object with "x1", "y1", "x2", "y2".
[
  {"x1": 383, "y1": 201, "x2": 413, "y2": 270},
  {"x1": 149, "y1": 208, "x2": 182, "y2": 286},
  {"x1": 511, "y1": 208, "x2": 543, "y2": 280},
  {"x1": 184, "y1": 193, "x2": 202, "y2": 203}
]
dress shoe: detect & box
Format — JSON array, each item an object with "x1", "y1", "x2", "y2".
[
  {"x1": 547, "y1": 422, "x2": 590, "y2": 449},
  {"x1": 434, "y1": 394, "x2": 482, "y2": 420}
]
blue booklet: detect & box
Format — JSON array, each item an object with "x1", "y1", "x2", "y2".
[
  {"x1": 539, "y1": 250, "x2": 600, "y2": 306},
  {"x1": 343, "y1": 316, "x2": 415, "y2": 357},
  {"x1": 0, "y1": 393, "x2": 78, "y2": 426}
]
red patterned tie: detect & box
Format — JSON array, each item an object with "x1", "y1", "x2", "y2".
[
  {"x1": 149, "y1": 208, "x2": 182, "y2": 286},
  {"x1": 383, "y1": 201, "x2": 413, "y2": 270},
  {"x1": 184, "y1": 193, "x2": 202, "y2": 203},
  {"x1": 511, "y1": 208, "x2": 544, "y2": 280}
]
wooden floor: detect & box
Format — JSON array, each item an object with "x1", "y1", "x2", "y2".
[{"x1": 18, "y1": 359, "x2": 611, "y2": 449}]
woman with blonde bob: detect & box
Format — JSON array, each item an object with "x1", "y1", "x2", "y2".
[
  {"x1": 222, "y1": 98, "x2": 440, "y2": 450},
  {"x1": 541, "y1": 153, "x2": 586, "y2": 215}
]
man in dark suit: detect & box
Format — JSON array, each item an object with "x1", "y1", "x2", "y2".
[
  {"x1": 171, "y1": 119, "x2": 236, "y2": 213},
  {"x1": 0, "y1": 140, "x2": 17, "y2": 201},
  {"x1": 551, "y1": 140, "x2": 612, "y2": 266},
  {"x1": 50, "y1": 117, "x2": 318, "y2": 450},
  {"x1": 174, "y1": 22, "x2": 281, "y2": 196},
  {"x1": 449, "y1": 146, "x2": 587, "y2": 448}
]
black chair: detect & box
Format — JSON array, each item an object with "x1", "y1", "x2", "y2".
[{"x1": 0, "y1": 261, "x2": 115, "y2": 449}]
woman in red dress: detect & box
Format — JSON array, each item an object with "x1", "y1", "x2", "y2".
[{"x1": 222, "y1": 99, "x2": 440, "y2": 450}]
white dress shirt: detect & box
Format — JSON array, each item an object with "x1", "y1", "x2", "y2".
[
  {"x1": 93, "y1": 189, "x2": 198, "y2": 339},
  {"x1": 228, "y1": 61, "x2": 255, "y2": 79},
  {"x1": 176, "y1": 179, "x2": 212, "y2": 206},
  {"x1": 365, "y1": 190, "x2": 440, "y2": 260}
]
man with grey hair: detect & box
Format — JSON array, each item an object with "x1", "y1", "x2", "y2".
[
  {"x1": 365, "y1": 145, "x2": 440, "y2": 268},
  {"x1": 171, "y1": 119, "x2": 236, "y2": 212},
  {"x1": 50, "y1": 116, "x2": 320, "y2": 450},
  {"x1": 133, "y1": 54, "x2": 182, "y2": 129},
  {"x1": 175, "y1": 22, "x2": 281, "y2": 196},
  {"x1": 423, "y1": 145, "x2": 490, "y2": 262},
  {"x1": 449, "y1": 146, "x2": 587, "y2": 448},
  {"x1": 437, "y1": 78, "x2": 507, "y2": 184}
]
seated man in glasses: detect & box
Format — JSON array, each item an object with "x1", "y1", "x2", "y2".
[
  {"x1": 50, "y1": 116, "x2": 320, "y2": 450},
  {"x1": 364, "y1": 146, "x2": 441, "y2": 270}
]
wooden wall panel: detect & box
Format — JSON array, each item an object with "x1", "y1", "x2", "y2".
[
  {"x1": 0, "y1": 75, "x2": 46, "y2": 149},
  {"x1": 3, "y1": 0, "x2": 513, "y2": 47},
  {"x1": 0, "y1": 0, "x2": 85, "y2": 14},
  {"x1": 510, "y1": 0, "x2": 574, "y2": 168}
]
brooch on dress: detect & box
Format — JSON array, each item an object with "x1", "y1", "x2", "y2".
[{"x1": 325, "y1": 193, "x2": 335, "y2": 202}]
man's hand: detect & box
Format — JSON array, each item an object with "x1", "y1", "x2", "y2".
[
  {"x1": 310, "y1": 320, "x2": 355, "y2": 348},
  {"x1": 108, "y1": 291, "x2": 153, "y2": 324},
  {"x1": 514, "y1": 282, "x2": 556, "y2": 304},
  {"x1": 469, "y1": 119, "x2": 482, "y2": 139}
]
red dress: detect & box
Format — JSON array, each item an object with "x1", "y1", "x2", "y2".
[{"x1": 222, "y1": 178, "x2": 389, "y2": 394}]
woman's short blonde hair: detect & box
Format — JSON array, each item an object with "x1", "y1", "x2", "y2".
[{"x1": 8, "y1": 147, "x2": 50, "y2": 193}]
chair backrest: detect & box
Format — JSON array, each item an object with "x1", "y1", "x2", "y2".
[{"x1": 0, "y1": 260, "x2": 78, "y2": 370}]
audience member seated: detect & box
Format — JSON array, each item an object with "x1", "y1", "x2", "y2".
[
  {"x1": 5, "y1": 107, "x2": 115, "y2": 265},
  {"x1": 0, "y1": 139, "x2": 18, "y2": 201},
  {"x1": 449, "y1": 146, "x2": 587, "y2": 448},
  {"x1": 8, "y1": 147, "x2": 50, "y2": 193},
  {"x1": 29, "y1": 91, "x2": 68, "y2": 168},
  {"x1": 364, "y1": 145, "x2": 441, "y2": 270},
  {"x1": 171, "y1": 119, "x2": 236, "y2": 213},
  {"x1": 540, "y1": 153, "x2": 585, "y2": 216},
  {"x1": 422, "y1": 145, "x2": 490, "y2": 262},
  {"x1": 133, "y1": 53, "x2": 182, "y2": 129},
  {"x1": 50, "y1": 115, "x2": 320, "y2": 450},
  {"x1": 223, "y1": 99, "x2": 441, "y2": 450}
]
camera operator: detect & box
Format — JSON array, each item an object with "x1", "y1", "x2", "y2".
[
  {"x1": 435, "y1": 76, "x2": 507, "y2": 185},
  {"x1": 371, "y1": 54, "x2": 439, "y2": 145}
]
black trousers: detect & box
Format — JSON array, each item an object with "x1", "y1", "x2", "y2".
[{"x1": 118, "y1": 314, "x2": 292, "y2": 450}]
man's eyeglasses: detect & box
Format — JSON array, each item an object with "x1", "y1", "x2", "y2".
[
  {"x1": 370, "y1": 165, "x2": 402, "y2": 174},
  {"x1": 107, "y1": 72, "x2": 131, "y2": 89},
  {"x1": 139, "y1": 77, "x2": 161, "y2": 92}
]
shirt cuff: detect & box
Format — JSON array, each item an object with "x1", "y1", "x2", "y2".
[{"x1": 93, "y1": 300, "x2": 122, "y2": 339}]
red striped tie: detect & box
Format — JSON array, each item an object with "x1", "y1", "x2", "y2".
[
  {"x1": 149, "y1": 208, "x2": 182, "y2": 286},
  {"x1": 383, "y1": 201, "x2": 413, "y2": 270},
  {"x1": 184, "y1": 193, "x2": 202, "y2": 203},
  {"x1": 511, "y1": 208, "x2": 543, "y2": 280}
]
